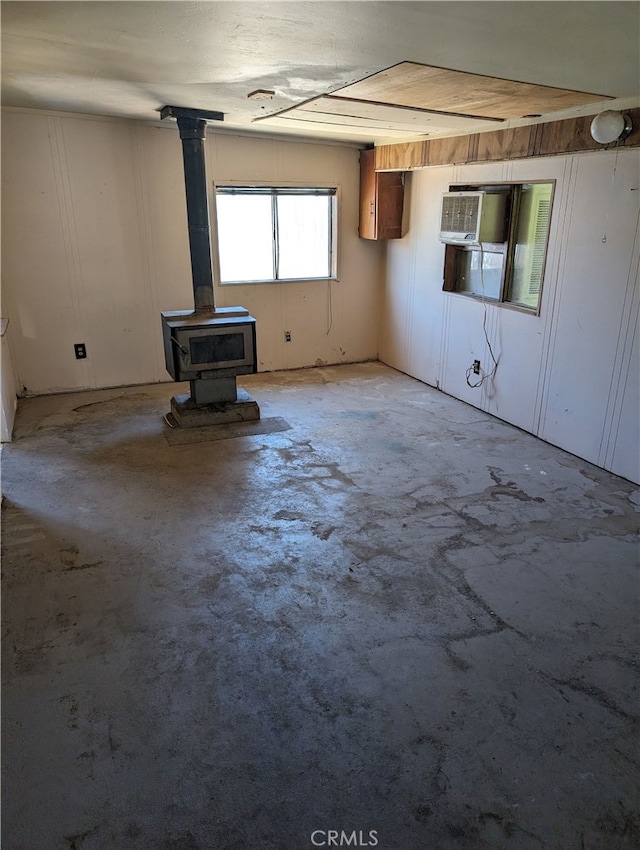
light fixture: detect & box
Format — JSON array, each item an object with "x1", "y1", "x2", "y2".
[{"x1": 590, "y1": 110, "x2": 632, "y2": 144}]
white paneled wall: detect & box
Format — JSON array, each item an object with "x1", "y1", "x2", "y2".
[
  {"x1": 537, "y1": 153, "x2": 640, "y2": 473},
  {"x1": 381, "y1": 150, "x2": 640, "y2": 484},
  {"x1": 1, "y1": 322, "x2": 19, "y2": 441},
  {"x1": 1, "y1": 109, "x2": 382, "y2": 395},
  {"x1": 2, "y1": 106, "x2": 638, "y2": 482}
]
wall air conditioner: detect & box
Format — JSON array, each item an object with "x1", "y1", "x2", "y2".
[{"x1": 439, "y1": 191, "x2": 507, "y2": 245}]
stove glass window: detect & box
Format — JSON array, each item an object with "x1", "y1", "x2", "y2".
[{"x1": 190, "y1": 333, "x2": 245, "y2": 365}]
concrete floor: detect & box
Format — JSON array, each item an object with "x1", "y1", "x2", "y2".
[{"x1": 2, "y1": 362, "x2": 638, "y2": 850}]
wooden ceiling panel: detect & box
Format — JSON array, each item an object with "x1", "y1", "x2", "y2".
[
  {"x1": 296, "y1": 96, "x2": 497, "y2": 132},
  {"x1": 331, "y1": 62, "x2": 614, "y2": 120},
  {"x1": 257, "y1": 115, "x2": 416, "y2": 140}
]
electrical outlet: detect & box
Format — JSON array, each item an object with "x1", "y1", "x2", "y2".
[
  {"x1": 284, "y1": 331, "x2": 291, "y2": 342},
  {"x1": 473, "y1": 360, "x2": 481, "y2": 375},
  {"x1": 74, "y1": 343, "x2": 87, "y2": 360}
]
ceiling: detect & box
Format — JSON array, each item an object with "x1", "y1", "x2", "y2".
[{"x1": 2, "y1": 1, "x2": 639, "y2": 146}]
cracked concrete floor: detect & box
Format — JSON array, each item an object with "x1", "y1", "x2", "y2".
[{"x1": 2, "y1": 362, "x2": 639, "y2": 850}]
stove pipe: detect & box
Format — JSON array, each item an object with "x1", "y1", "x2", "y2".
[{"x1": 161, "y1": 106, "x2": 224, "y2": 314}]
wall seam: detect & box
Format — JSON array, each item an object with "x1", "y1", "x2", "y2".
[
  {"x1": 601, "y1": 208, "x2": 640, "y2": 470},
  {"x1": 533, "y1": 155, "x2": 577, "y2": 438},
  {"x1": 439, "y1": 165, "x2": 459, "y2": 391},
  {"x1": 131, "y1": 124, "x2": 164, "y2": 384},
  {"x1": 52, "y1": 117, "x2": 94, "y2": 390},
  {"x1": 406, "y1": 194, "x2": 419, "y2": 373},
  {"x1": 607, "y1": 310, "x2": 639, "y2": 476}
]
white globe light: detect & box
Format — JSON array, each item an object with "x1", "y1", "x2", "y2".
[{"x1": 590, "y1": 110, "x2": 632, "y2": 144}]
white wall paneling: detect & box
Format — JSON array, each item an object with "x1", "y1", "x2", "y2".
[
  {"x1": 60, "y1": 117, "x2": 159, "y2": 390},
  {"x1": 598, "y1": 190, "x2": 640, "y2": 483},
  {"x1": 1, "y1": 109, "x2": 382, "y2": 395},
  {"x1": 3, "y1": 106, "x2": 638, "y2": 483},
  {"x1": 405, "y1": 168, "x2": 453, "y2": 388},
  {"x1": 381, "y1": 149, "x2": 640, "y2": 483},
  {"x1": 378, "y1": 169, "x2": 442, "y2": 376},
  {"x1": 378, "y1": 235, "x2": 413, "y2": 375},
  {"x1": 537, "y1": 152, "x2": 640, "y2": 471},
  {"x1": 1, "y1": 112, "x2": 90, "y2": 394},
  {"x1": 606, "y1": 302, "x2": 639, "y2": 483},
  {"x1": 1, "y1": 321, "x2": 19, "y2": 441}
]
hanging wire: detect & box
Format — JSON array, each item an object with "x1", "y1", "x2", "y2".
[
  {"x1": 326, "y1": 279, "x2": 333, "y2": 335},
  {"x1": 466, "y1": 244, "x2": 499, "y2": 388},
  {"x1": 601, "y1": 147, "x2": 620, "y2": 244}
]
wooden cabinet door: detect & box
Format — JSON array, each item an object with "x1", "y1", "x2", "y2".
[
  {"x1": 359, "y1": 148, "x2": 377, "y2": 239},
  {"x1": 376, "y1": 171, "x2": 404, "y2": 240},
  {"x1": 359, "y1": 148, "x2": 404, "y2": 240}
]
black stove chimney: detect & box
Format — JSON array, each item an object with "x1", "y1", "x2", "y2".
[
  {"x1": 160, "y1": 105, "x2": 223, "y2": 313},
  {"x1": 158, "y1": 105, "x2": 260, "y2": 427}
]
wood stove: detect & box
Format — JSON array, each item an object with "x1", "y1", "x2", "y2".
[
  {"x1": 161, "y1": 307, "x2": 256, "y2": 405},
  {"x1": 159, "y1": 106, "x2": 259, "y2": 426}
]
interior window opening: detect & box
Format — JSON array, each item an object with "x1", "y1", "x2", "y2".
[{"x1": 441, "y1": 181, "x2": 554, "y2": 314}]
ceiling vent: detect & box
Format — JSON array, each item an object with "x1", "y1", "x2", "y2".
[{"x1": 248, "y1": 89, "x2": 275, "y2": 100}]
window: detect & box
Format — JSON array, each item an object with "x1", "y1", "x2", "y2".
[
  {"x1": 442, "y1": 182, "x2": 554, "y2": 313},
  {"x1": 215, "y1": 186, "x2": 337, "y2": 284}
]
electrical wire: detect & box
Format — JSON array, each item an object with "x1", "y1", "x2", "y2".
[
  {"x1": 601, "y1": 147, "x2": 620, "y2": 245},
  {"x1": 465, "y1": 243, "x2": 499, "y2": 388},
  {"x1": 326, "y1": 278, "x2": 333, "y2": 335}
]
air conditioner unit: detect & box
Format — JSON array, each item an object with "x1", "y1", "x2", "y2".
[{"x1": 439, "y1": 191, "x2": 507, "y2": 245}]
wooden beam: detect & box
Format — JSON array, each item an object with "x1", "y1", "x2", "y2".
[
  {"x1": 537, "y1": 114, "x2": 605, "y2": 157},
  {"x1": 475, "y1": 126, "x2": 533, "y2": 162},
  {"x1": 426, "y1": 135, "x2": 475, "y2": 166},
  {"x1": 374, "y1": 107, "x2": 640, "y2": 171},
  {"x1": 374, "y1": 141, "x2": 426, "y2": 171}
]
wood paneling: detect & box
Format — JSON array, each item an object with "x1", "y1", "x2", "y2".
[
  {"x1": 475, "y1": 126, "x2": 533, "y2": 162},
  {"x1": 426, "y1": 135, "x2": 474, "y2": 166},
  {"x1": 375, "y1": 108, "x2": 640, "y2": 171},
  {"x1": 442, "y1": 245, "x2": 458, "y2": 292},
  {"x1": 375, "y1": 141, "x2": 426, "y2": 171},
  {"x1": 333, "y1": 62, "x2": 613, "y2": 120},
  {"x1": 624, "y1": 107, "x2": 640, "y2": 146},
  {"x1": 537, "y1": 114, "x2": 602, "y2": 157}
]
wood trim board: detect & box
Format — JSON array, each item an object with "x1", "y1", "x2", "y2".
[
  {"x1": 294, "y1": 96, "x2": 496, "y2": 133},
  {"x1": 374, "y1": 107, "x2": 640, "y2": 171}
]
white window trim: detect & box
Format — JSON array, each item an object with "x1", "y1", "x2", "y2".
[{"x1": 212, "y1": 181, "x2": 340, "y2": 286}]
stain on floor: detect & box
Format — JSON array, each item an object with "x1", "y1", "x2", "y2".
[{"x1": 2, "y1": 362, "x2": 639, "y2": 849}]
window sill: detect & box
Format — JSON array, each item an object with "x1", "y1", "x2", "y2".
[
  {"x1": 220, "y1": 277, "x2": 338, "y2": 286},
  {"x1": 445, "y1": 289, "x2": 540, "y2": 316}
]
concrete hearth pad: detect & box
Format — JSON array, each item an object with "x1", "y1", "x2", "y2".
[{"x1": 169, "y1": 387, "x2": 260, "y2": 428}]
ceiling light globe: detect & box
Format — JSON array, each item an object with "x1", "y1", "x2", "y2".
[{"x1": 590, "y1": 110, "x2": 632, "y2": 144}]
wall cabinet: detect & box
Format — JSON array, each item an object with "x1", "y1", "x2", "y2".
[{"x1": 359, "y1": 148, "x2": 404, "y2": 240}]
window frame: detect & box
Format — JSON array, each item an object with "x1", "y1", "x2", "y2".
[
  {"x1": 442, "y1": 180, "x2": 555, "y2": 316},
  {"x1": 213, "y1": 182, "x2": 339, "y2": 286}
]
